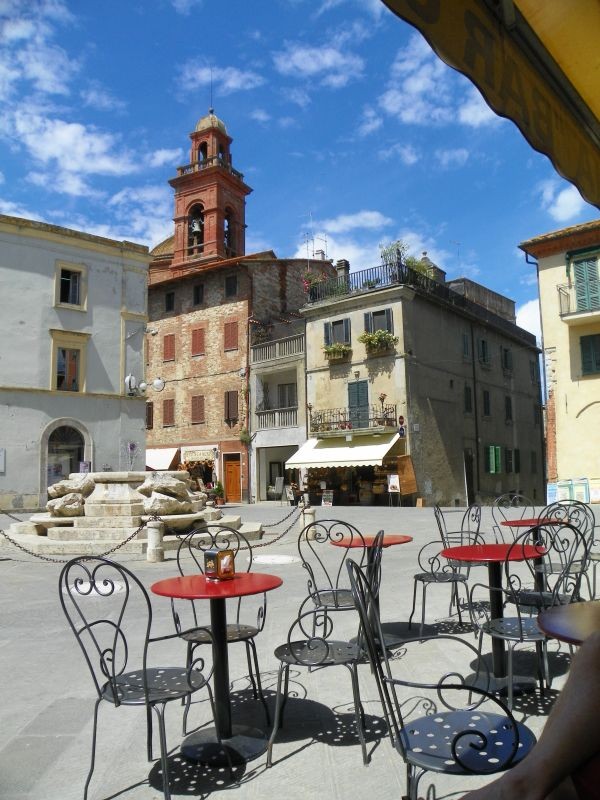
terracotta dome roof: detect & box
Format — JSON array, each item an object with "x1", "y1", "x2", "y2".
[
  {"x1": 195, "y1": 108, "x2": 227, "y2": 134},
  {"x1": 150, "y1": 235, "x2": 174, "y2": 257}
]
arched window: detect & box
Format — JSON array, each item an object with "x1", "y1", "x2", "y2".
[
  {"x1": 198, "y1": 142, "x2": 208, "y2": 163},
  {"x1": 218, "y1": 144, "x2": 226, "y2": 163},
  {"x1": 224, "y1": 208, "x2": 234, "y2": 253},
  {"x1": 188, "y1": 204, "x2": 204, "y2": 255},
  {"x1": 47, "y1": 426, "x2": 84, "y2": 485}
]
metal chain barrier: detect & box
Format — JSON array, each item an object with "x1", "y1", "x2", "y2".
[{"x1": 0, "y1": 506, "x2": 304, "y2": 562}]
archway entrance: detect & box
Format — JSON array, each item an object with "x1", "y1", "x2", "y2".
[{"x1": 47, "y1": 426, "x2": 84, "y2": 486}]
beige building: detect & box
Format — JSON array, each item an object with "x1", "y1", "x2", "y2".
[
  {"x1": 520, "y1": 220, "x2": 600, "y2": 497},
  {"x1": 291, "y1": 258, "x2": 544, "y2": 506}
]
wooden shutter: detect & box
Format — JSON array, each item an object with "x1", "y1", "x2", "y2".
[
  {"x1": 343, "y1": 318, "x2": 351, "y2": 344},
  {"x1": 163, "y1": 398, "x2": 175, "y2": 426},
  {"x1": 323, "y1": 322, "x2": 332, "y2": 346},
  {"x1": 574, "y1": 258, "x2": 600, "y2": 312},
  {"x1": 494, "y1": 446, "x2": 501, "y2": 473},
  {"x1": 191, "y1": 395, "x2": 205, "y2": 423},
  {"x1": 363, "y1": 312, "x2": 372, "y2": 333},
  {"x1": 191, "y1": 328, "x2": 205, "y2": 356},
  {"x1": 225, "y1": 390, "x2": 238, "y2": 421},
  {"x1": 163, "y1": 333, "x2": 175, "y2": 361},
  {"x1": 224, "y1": 321, "x2": 238, "y2": 350},
  {"x1": 581, "y1": 334, "x2": 600, "y2": 374},
  {"x1": 384, "y1": 308, "x2": 393, "y2": 332},
  {"x1": 514, "y1": 449, "x2": 521, "y2": 473},
  {"x1": 145, "y1": 402, "x2": 153, "y2": 430}
]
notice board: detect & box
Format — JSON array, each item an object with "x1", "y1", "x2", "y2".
[
  {"x1": 321, "y1": 490, "x2": 334, "y2": 506},
  {"x1": 397, "y1": 455, "x2": 417, "y2": 496}
]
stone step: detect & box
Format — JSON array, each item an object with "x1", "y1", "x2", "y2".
[
  {"x1": 73, "y1": 516, "x2": 143, "y2": 529},
  {"x1": 239, "y1": 522, "x2": 263, "y2": 540},
  {"x1": 50, "y1": 526, "x2": 143, "y2": 542}
]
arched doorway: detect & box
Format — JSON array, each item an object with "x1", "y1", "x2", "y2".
[{"x1": 47, "y1": 426, "x2": 84, "y2": 486}]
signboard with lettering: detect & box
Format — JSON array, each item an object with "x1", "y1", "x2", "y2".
[
  {"x1": 387, "y1": 474, "x2": 400, "y2": 493},
  {"x1": 321, "y1": 490, "x2": 334, "y2": 507}
]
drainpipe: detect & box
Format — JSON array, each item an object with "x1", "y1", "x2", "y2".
[
  {"x1": 526, "y1": 252, "x2": 547, "y2": 501},
  {"x1": 470, "y1": 322, "x2": 481, "y2": 496}
]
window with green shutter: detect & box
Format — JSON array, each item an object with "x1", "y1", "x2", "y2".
[
  {"x1": 581, "y1": 334, "x2": 600, "y2": 375},
  {"x1": 485, "y1": 444, "x2": 502, "y2": 474},
  {"x1": 324, "y1": 318, "x2": 351, "y2": 345},
  {"x1": 573, "y1": 258, "x2": 600, "y2": 313}
]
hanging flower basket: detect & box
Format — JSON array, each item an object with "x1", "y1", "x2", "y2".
[
  {"x1": 323, "y1": 343, "x2": 352, "y2": 361},
  {"x1": 358, "y1": 330, "x2": 398, "y2": 354}
]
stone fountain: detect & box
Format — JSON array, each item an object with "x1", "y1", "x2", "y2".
[{"x1": 7, "y1": 471, "x2": 262, "y2": 556}]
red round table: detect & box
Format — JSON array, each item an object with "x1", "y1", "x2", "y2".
[
  {"x1": 151, "y1": 572, "x2": 282, "y2": 763},
  {"x1": 441, "y1": 543, "x2": 543, "y2": 690},
  {"x1": 331, "y1": 533, "x2": 413, "y2": 569},
  {"x1": 538, "y1": 600, "x2": 600, "y2": 645},
  {"x1": 500, "y1": 517, "x2": 560, "y2": 528}
]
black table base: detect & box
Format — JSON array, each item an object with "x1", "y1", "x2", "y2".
[{"x1": 181, "y1": 723, "x2": 268, "y2": 765}]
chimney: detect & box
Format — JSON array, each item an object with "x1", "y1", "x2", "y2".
[
  {"x1": 336, "y1": 259, "x2": 350, "y2": 280},
  {"x1": 420, "y1": 251, "x2": 446, "y2": 283},
  {"x1": 314, "y1": 249, "x2": 326, "y2": 260}
]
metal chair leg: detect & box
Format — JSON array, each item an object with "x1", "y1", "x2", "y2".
[
  {"x1": 247, "y1": 638, "x2": 270, "y2": 725},
  {"x1": 84, "y1": 698, "x2": 102, "y2": 800},
  {"x1": 420, "y1": 583, "x2": 427, "y2": 635},
  {"x1": 348, "y1": 663, "x2": 368, "y2": 765},
  {"x1": 407, "y1": 579, "x2": 419, "y2": 629},
  {"x1": 267, "y1": 663, "x2": 287, "y2": 767},
  {"x1": 244, "y1": 640, "x2": 258, "y2": 698},
  {"x1": 152, "y1": 703, "x2": 172, "y2": 800},
  {"x1": 507, "y1": 643, "x2": 514, "y2": 711},
  {"x1": 147, "y1": 703, "x2": 154, "y2": 761}
]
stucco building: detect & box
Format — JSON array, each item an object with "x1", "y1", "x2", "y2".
[
  {"x1": 0, "y1": 215, "x2": 149, "y2": 511},
  {"x1": 146, "y1": 111, "x2": 334, "y2": 502},
  {"x1": 289, "y1": 258, "x2": 545, "y2": 506},
  {"x1": 520, "y1": 220, "x2": 600, "y2": 497}
]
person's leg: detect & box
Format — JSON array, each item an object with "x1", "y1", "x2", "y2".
[{"x1": 462, "y1": 631, "x2": 600, "y2": 800}]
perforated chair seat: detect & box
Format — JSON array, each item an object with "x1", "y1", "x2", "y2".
[
  {"x1": 180, "y1": 623, "x2": 259, "y2": 645},
  {"x1": 311, "y1": 588, "x2": 355, "y2": 609},
  {"x1": 413, "y1": 571, "x2": 468, "y2": 585},
  {"x1": 274, "y1": 639, "x2": 362, "y2": 668},
  {"x1": 481, "y1": 616, "x2": 546, "y2": 642},
  {"x1": 403, "y1": 709, "x2": 535, "y2": 774},
  {"x1": 100, "y1": 667, "x2": 209, "y2": 705}
]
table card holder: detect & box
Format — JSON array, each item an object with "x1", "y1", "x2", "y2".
[{"x1": 204, "y1": 548, "x2": 236, "y2": 580}]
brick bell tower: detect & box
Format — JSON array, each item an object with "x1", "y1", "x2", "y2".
[{"x1": 169, "y1": 109, "x2": 252, "y2": 269}]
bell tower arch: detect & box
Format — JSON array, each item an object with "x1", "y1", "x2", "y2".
[{"x1": 170, "y1": 109, "x2": 252, "y2": 268}]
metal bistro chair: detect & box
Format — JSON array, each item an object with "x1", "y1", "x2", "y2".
[
  {"x1": 491, "y1": 493, "x2": 536, "y2": 543},
  {"x1": 172, "y1": 524, "x2": 270, "y2": 727},
  {"x1": 408, "y1": 536, "x2": 480, "y2": 635},
  {"x1": 266, "y1": 594, "x2": 369, "y2": 767},
  {"x1": 434, "y1": 504, "x2": 482, "y2": 546},
  {"x1": 59, "y1": 556, "x2": 216, "y2": 800},
  {"x1": 469, "y1": 522, "x2": 588, "y2": 709},
  {"x1": 538, "y1": 501, "x2": 596, "y2": 598},
  {"x1": 297, "y1": 519, "x2": 368, "y2": 612},
  {"x1": 347, "y1": 559, "x2": 536, "y2": 800}
]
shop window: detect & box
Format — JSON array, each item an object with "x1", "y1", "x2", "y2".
[
  {"x1": 324, "y1": 318, "x2": 351, "y2": 345},
  {"x1": 224, "y1": 321, "x2": 238, "y2": 350},
  {"x1": 364, "y1": 308, "x2": 393, "y2": 333},
  {"x1": 224, "y1": 390, "x2": 238, "y2": 423},
  {"x1": 191, "y1": 328, "x2": 205, "y2": 356},
  {"x1": 165, "y1": 291, "x2": 175, "y2": 312},
  {"x1": 54, "y1": 261, "x2": 87, "y2": 310},
  {"x1": 163, "y1": 398, "x2": 175, "y2": 427},
  {"x1": 146, "y1": 402, "x2": 154, "y2": 430},
  {"x1": 191, "y1": 395, "x2": 205, "y2": 424},
  {"x1": 163, "y1": 333, "x2": 175, "y2": 361}
]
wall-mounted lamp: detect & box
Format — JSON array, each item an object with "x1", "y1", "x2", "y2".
[
  {"x1": 124, "y1": 374, "x2": 165, "y2": 397},
  {"x1": 212, "y1": 446, "x2": 219, "y2": 461}
]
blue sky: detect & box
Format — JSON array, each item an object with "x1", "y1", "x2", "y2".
[{"x1": 1, "y1": 0, "x2": 598, "y2": 341}]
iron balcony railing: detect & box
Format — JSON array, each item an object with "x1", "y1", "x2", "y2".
[
  {"x1": 251, "y1": 334, "x2": 305, "y2": 363},
  {"x1": 306, "y1": 261, "x2": 536, "y2": 346},
  {"x1": 557, "y1": 282, "x2": 600, "y2": 316},
  {"x1": 176, "y1": 156, "x2": 244, "y2": 181},
  {"x1": 255, "y1": 407, "x2": 298, "y2": 429},
  {"x1": 308, "y1": 404, "x2": 397, "y2": 433}
]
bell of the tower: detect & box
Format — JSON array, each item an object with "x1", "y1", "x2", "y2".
[{"x1": 169, "y1": 110, "x2": 252, "y2": 268}]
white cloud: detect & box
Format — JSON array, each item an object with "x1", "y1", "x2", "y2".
[
  {"x1": 378, "y1": 142, "x2": 420, "y2": 165},
  {"x1": 435, "y1": 148, "x2": 469, "y2": 168},
  {"x1": 316, "y1": 0, "x2": 385, "y2": 19},
  {"x1": 273, "y1": 42, "x2": 364, "y2": 89},
  {"x1": 0, "y1": 197, "x2": 40, "y2": 218},
  {"x1": 12, "y1": 111, "x2": 138, "y2": 176},
  {"x1": 26, "y1": 169, "x2": 100, "y2": 198},
  {"x1": 458, "y1": 87, "x2": 499, "y2": 127},
  {"x1": 287, "y1": 88, "x2": 311, "y2": 108},
  {"x1": 146, "y1": 148, "x2": 183, "y2": 168},
  {"x1": 516, "y1": 298, "x2": 542, "y2": 344},
  {"x1": 358, "y1": 107, "x2": 382, "y2": 137},
  {"x1": 537, "y1": 180, "x2": 587, "y2": 223},
  {"x1": 250, "y1": 109, "x2": 271, "y2": 123},
  {"x1": 17, "y1": 42, "x2": 77, "y2": 95},
  {"x1": 171, "y1": 0, "x2": 203, "y2": 13},
  {"x1": 317, "y1": 210, "x2": 393, "y2": 235},
  {"x1": 81, "y1": 82, "x2": 126, "y2": 112},
  {"x1": 0, "y1": 170, "x2": 4, "y2": 183},
  {"x1": 178, "y1": 61, "x2": 265, "y2": 95}
]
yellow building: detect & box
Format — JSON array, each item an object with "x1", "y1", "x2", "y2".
[{"x1": 520, "y1": 220, "x2": 600, "y2": 499}]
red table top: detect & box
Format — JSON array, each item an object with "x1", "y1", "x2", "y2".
[
  {"x1": 331, "y1": 533, "x2": 413, "y2": 549},
  {"x1": 441, "y1": 543, "x2": 543, "y2": 563},
  {"x1": 538, "y1": 601, "x2": 600, "y2": 645},
  {"x1": 500, "y1": 517, "x2": 559, "y2": 527},
  {"x1": 151, "y1": 572, "x2": 283, "y2": 600}
]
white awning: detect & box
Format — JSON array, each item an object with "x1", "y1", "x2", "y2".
[
  {"x1": 145, "y1": 448, "x2": 179, "y2": 471},
  {"x1": 285, "y1": 433, "x2": 401, "y2": 469}
]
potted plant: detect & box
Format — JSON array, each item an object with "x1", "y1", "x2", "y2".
[
  {"x1": 358, "y1": 329, "x2": 398, "y2": 354},
  {"x1": 323, "y1": 342, "x2": 352, "y2": 360},
  {"x1": 213, "y1": 481, "x2": 225, "y2": 505},
  {"x1": 239, "y1": 427, "x2": 251, "y2": 445}
]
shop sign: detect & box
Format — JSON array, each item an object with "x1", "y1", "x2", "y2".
[
  {"x1": 321, "y1": 490, "x2": 334, "y2": 506},
  {"x1": 181, "y1": 448, "x2": 214, "y2": 462}
]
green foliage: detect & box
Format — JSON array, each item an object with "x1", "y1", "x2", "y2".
[
  {"x1": 323, "y1": 342, "x2": 352, "y2": 358},
  {"x1": 358, "y1": 329, "x2": 398, "y2": 351},
  {"x1": 213, "y1": 481, "x2": 224, "y2": 497},
  {"x1": 239, "y1": 428, "x2": 251, "y2": 445}
]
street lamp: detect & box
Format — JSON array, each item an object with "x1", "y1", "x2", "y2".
[{"x1": 124, "y1": 374, "x2": 165, "y2": 396}]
